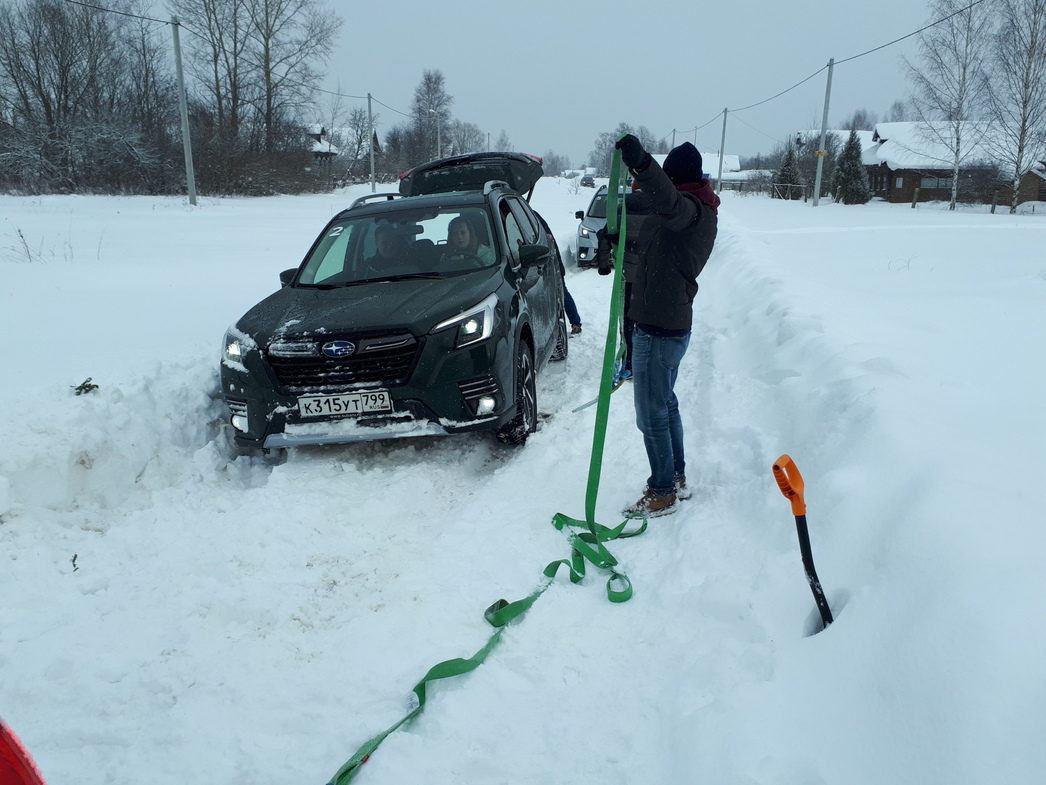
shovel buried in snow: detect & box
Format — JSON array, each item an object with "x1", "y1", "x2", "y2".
[{"x1": 773, "y1": 454, "x2": 834, "y2": 631}]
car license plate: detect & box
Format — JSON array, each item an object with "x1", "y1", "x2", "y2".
[{"x1": 297, "y1": 390, "x2": 392, "y2": 418}]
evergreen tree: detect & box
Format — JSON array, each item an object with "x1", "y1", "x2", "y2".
[
  {"x1": 774, "y1": 145, "x2": 804, "y2": 200},
  {"x1": 833, "y1": 129, "x2": 872, "y2": 204}
]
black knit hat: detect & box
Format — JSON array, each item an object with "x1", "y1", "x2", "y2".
[{"x1": 663, "y1": 141, "x2": 704, "y2": 185}]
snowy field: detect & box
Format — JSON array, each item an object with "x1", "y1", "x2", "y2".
[{"x1": 2, "y1": 181, "x2": 1045, "y2": 785}]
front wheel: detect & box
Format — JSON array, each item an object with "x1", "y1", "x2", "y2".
[
  {"x1": 494, "y1": 341, "x2": 537, "y2": 445},
  {"x1": 550, "y1": 309, "x2": 568, "y2": 362}
]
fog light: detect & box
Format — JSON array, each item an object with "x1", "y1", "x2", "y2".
[
  {"x1": 476, "y1": 396, "x2": 496, "y2": 415},
  {"x1": 231, "y1": 414, "x2": 249, "y2": 432}
]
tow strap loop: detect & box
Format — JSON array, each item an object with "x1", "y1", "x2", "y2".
[{"x1": 326, "y1": 148, "x2": 640, "y2": 785}]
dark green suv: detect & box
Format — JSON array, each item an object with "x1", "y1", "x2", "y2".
[{"x1": 220, "y1": 153, "x2": 568, "y2": 453}]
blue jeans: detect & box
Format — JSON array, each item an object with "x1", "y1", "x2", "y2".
[
  {"x1": 564, "y1": 287, "x2": 581, "y2": 327},
  {"x1": 631, "y1": 326, "x2": 690, "y2": 496}
]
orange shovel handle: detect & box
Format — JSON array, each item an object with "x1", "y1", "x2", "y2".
[{"x1": 773, "y1": 454, "x2": 807, "y2": 516}]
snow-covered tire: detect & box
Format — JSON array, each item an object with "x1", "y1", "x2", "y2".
[
  {"x1": 551, "y1": 309, "x2": 568, "y2": 362},
  {"x1": 494, "y1": 340, "x2": 537, "y2": 446}
]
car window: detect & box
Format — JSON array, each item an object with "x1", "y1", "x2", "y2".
[
  {"x1": 588, "y1": 192, "x2": 608, "y2": 219},
  {"x1": 298, "y1": 206, "x2": 496, "y2": 286},
  {"x1": 506, "y1": 198, "x2": 539, "y2": 244},
  {"x1": 501, "y1": 205, "x2": 526, "y2": 263}
]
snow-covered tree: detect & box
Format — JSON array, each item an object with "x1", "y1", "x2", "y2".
[
  {"x1": 774, "y1": 145, "x2": 804, "y2": 200},
  {"x1": 832, "y1": 129, "x2": 872, "y2": 204}
]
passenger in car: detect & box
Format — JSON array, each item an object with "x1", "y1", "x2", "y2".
[
  {"x1": 445, "y1": 215, "x2": 495, "y2": 265},
  {"x1": 363, "y1": 223, "x2": 411, "y2": 274}
]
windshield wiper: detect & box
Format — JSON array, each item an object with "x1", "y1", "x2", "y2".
[
  {"x1": 356, "y1": 272, "x2": 446, "y2": 283},
  {"x1": 301, "y1": 272, "x2": 445, "y2": 289}
]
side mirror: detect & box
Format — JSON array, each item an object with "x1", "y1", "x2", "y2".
[
  {"x1": 575, "y1": 210, "x2": 584, "y2": 220},
  {"x1": 519, "y1": 243, "x2": 551, "y2": 268},
  {"x1": 279, "y1": 269, "x2": 297, "y2": 286}
]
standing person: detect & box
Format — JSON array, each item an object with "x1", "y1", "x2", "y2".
[
  {"x1": 611, "y1": 134, "x2": 720, "y2": 518},
  {"x1": 564, "y1": 287, "x2": 582, "y2": 334}
]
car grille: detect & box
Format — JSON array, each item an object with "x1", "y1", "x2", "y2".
[{"x1": 266, "y1": 332, "x2": 419, "y2": 392}]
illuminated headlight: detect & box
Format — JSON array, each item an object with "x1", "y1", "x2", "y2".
[
  {"x1": 433, "y1": 293, "x2": 498, "y2": 349},
  {"x1": 222, "y1": 327, "x2": 255, "y2": 371},
  {"x1": 579, "y1": 226, "x2": 591, "y2": 238},
  {"x1": 224, "y1": 337, "x2": 245, "y2": 363}
]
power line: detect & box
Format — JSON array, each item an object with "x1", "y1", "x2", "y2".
[
  {"x1": 669, "y1": 0, "x2": 989, "y2": 133},
  {"x1": 836, "y1": 0, "x2": 987, "y2": 65},
  {"x1": 62, "y1": 0, "x2": 170, "y2": 26}
]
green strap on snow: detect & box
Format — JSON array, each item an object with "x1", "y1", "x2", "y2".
[{"x1": 327, "y1": 148, "x2": 645, "y2": 785}]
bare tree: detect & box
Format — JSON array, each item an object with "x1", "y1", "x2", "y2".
[
  {"x1": 169, "y1": 0, "x2": 253, "y2": 142},
  {"x1": 494, "y1": 129, "x2": 512, "y2": 152},
  {"x1": 244, "y1": 0, "x2": 341, "y2": 155},
  {"x1": 906, "y1": 0, "x2": 995, "y2": 209},
  {"x1": 883, "y1": 99, "x2": 912, "y2": 122},
  {"x1": 840, "y1": 108, "x2": 878, "y2": 130},
  {"x1": 410, "y1": 69, "x2": 452, "y2": 159},
  {"x1": 446, "y1": 119, "x2": 484, "y2": 155},
  {"x1": 587, "y1": 123, "x2": 658, "y2": 174},
  {"x1": 983, "y1": 0, "x2": 1046, "y2": 213}
]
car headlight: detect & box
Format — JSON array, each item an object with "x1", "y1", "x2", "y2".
[
  {"x1": 432, "y1": 293, "x2": 498, "y2": 349},
  {"x1": 579, "y1": 226, "x2": 591, "y2": 238},
  {"x1": 222, "y1": 327, "x2": 254, "y2": 371}
]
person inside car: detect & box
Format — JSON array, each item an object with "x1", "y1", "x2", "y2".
[
  {"x1": 445, "y1": 215, "x2": 495, "y2": 265},
  {"x1": 362, "y1": 223, "x2": 411, "y2": 276}
]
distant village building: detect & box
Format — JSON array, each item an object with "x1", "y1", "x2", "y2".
[
  {"x1": 860, "y1": 121, "x2": 1045, "y2": 206},
  {"x1": 307, "y1": 126, "x2": 339, "y2": 161}
]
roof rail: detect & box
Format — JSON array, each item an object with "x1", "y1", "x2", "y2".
[{"x1": 348, "y1": 193, "x2": 401, "y2": 210}]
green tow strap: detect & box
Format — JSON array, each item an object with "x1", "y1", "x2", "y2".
[{"x1": 327, "y1": 147, "x2": 641, "y2": 785}]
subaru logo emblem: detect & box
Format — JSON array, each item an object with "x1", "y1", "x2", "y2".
[{"x1": 321, "y1": 340, "x2": 356, "y2": 358}]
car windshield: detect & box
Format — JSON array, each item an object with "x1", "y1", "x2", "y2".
[{"x1": 297, "y1": 205, "x2": 498, "y2": 286}]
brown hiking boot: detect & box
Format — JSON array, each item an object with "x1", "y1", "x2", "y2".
[
  {"x1": 623, "y1": 487, "x2": 678, "y2": 519},
  {"x1": 571, "y1": 323, "x2": 582, "y2": 335},
  {"x1": 674, "y1": 474, "x2": 693, "y2": 501}
]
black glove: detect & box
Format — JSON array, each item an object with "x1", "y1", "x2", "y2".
[
  {"x1": 595, "y1": 227, "x2": 617, "y2": 275},
  {"x1": 615, "y1": 134, "x2": 650, "y2": 172}
]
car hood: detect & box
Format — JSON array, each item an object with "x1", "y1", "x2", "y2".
[{"x1": 236, "y1": 269, "x2": 503, "y2": 344}]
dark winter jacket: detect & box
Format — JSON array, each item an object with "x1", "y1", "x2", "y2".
[{"x1": 621, "y1": 157, "x2": 719, "y2": 332}]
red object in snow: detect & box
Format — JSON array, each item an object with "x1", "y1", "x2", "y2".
[{"x1": 0, "y1": 720, "x2": 47, "y2": 785}]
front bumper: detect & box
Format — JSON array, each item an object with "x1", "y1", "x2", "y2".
[{"x1": 220, "y1": 330, "x2": 516, "y2": 449}]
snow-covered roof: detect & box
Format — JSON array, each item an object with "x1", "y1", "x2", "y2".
[
  {"x1": 653, "y1": 152, "x2": 740, "y2": 177},
  {"x1": 720, "y1": 169, "x2": 773, "y2": 182},
  {"x1": 865, "y1": 121, "x2": 1001, "y2": 170},
  {"x1": 311, "y1": 139, "x2": 340, "y2": 155}
]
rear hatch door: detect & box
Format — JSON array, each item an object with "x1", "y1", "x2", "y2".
[{"x1": 400, "y1": 153, "x2": 544, "y2": 200}]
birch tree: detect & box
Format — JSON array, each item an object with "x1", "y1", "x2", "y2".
[
  {"x1": 906, "y1": 0, "x2": 994, "y2": 209},
  {"x1": 983, "y1": 0, "x2": 1046, "y2": 213}
]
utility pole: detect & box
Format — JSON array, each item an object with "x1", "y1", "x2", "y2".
[
  {"x1": 170, "y1": 18, "x2": 197, "y2": 206},
  {"x1": 812, "y1": 58, "x2": 834, "y2": 207},
  {"x1": 672, "y1": 128, "x2": 676, "y2": 148},
  {"x1": 717, "y1": 108, "x2": 728, "y2": 188},
  {"x1": 368, "y1": 93, "x2": 375, "y2": 192}
]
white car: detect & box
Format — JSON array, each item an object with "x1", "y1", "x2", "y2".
[{"x1": 574, "y1": 185, "x2": 608, "y2": 268}]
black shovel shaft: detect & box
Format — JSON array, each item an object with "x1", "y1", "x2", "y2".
[{"x1": 794, "y1": 513, "x2": 834, "y2": 627}]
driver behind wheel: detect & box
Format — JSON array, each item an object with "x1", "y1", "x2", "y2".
[{"x1": 445, "y1": 215, "x2": 495, "y2": 265}]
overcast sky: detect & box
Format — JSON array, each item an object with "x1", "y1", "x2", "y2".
[{"x1": 320, "y1": 1, "x2": 937, "y2": 166}]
